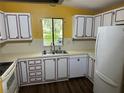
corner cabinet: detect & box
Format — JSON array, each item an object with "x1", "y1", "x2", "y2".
[
  {"x1": 69, "y1": 55, "x2": 88, "y2": 78},
  {"x1": 94, "y1": 15, "x2": 102, "y2": 37},
  {"x1": 17, "y1": 60, "x2": 28, "y2": 85},
  {"x1": 72, "y1": 15, "x2": 95, "y2": 40},
  {"x1": 5, "y1": 13, "x2": 32, "y2": 41},
  {"x1": 102, "y1": 11, "x2": 114, "y2": 26},
  {"x1": 115, "y1": 8, "x2": 124, "y2": 25},
  {"x1": 88, "y1": 57, "x2": 95, "y2": 82},
  {"x1": 0, "y1": 11, "x2": 7, "y2": 43}
]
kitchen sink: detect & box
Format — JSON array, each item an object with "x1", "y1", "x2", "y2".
[
  {"x1": 55, "y1": 50, "x2": 68, "y2": 54},
  {"x1": 42, "y1": 50, "x2": 68, "y2": 55}
]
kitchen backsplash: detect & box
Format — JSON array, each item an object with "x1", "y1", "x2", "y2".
[{"x1": 0, "y1": 38, "x2": 95, "y2": 54}]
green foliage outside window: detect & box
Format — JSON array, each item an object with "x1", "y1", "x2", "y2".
[{"x1": 42, "y1": 18, "x2": 63, "y2": 46}]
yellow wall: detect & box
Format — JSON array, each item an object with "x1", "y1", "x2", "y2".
[
  {"x1": 0, "y1": 2, "x2": 95, "y2": 39},
  {"x1": 0, "y1": 80, "x2": 3, "y2": 93}
]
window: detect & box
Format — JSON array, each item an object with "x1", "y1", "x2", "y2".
[{"x1": 42, "y1": 18, "x2": 63, "y2": 46}]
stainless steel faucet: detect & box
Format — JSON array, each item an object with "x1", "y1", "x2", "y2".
[{"x1": 50, "y1": 42, "x2": 55, "y2": 54}]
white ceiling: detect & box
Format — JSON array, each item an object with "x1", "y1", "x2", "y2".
[{"x1": 62, "y1": 0, "x2": 124, "y2": 10}]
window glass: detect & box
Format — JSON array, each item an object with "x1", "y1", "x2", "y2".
[
  {"x1": 53, "y1": 19, "x2": 63, "y2": 46},
  {"x1": 42, "y1": 18, "x2": 63, "y2": 46},
  {"x1": 42, "y1": 18, "x2": 52, "y2": 46}
]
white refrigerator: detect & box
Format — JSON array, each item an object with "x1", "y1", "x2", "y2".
[{"x1": 94, "y1": 26, "x2": 124, "y2": 93}]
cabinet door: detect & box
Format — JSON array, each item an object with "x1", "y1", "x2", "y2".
[
  {"x1": 69, "y1": 56, "x2": 88, "y2": 78},
  {"x1": 0, "y1": 12, "x2": 7, "y2": 40},
  {"x1": 18, "y1": 14, "x2": 32, "y2": 39},
  {"x1": 76, "y1": 16, "x2": 85, "y2": 37},
  {"x1": 103, "y1": 12, "x2": 113, "y2": 26},
  {"x1": 19, "y1": 61, "x2": 28, "y2": 85},
  {"x1": 94, "y1": 15, "x2": 102, "y2": 37},
  {"x1": 115, "y1": 8, "x2": 124, "y2": 22},
  {"x1": 88, "y1": 57, "x2": 95, "y2": 82},
  {"x1": 79, "y1": 57, "x2": 88, "y2": 75},
  {"x1": 6, "y1": 14, "x2": 19, "y2": 39},
  {"x1": 44, "y1": 58, "x2": 56, "y2": 81},
  {"x1": 57, "y1": 58, "x2": 68, "y2": 80},
  {"x1": 85, "y1": 17, "x2": 93, "y2": 37}
]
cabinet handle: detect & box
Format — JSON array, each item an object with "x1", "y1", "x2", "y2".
[
  {"x1": 21, "y1": 36, "x2": 23, "y2": 38},
  {"x1": 53, "y1": 59, "x2": 56, "y2": 61},
  {"x1": 77, "y1": 58, "x2": 80, "y2": 61},
  {"x1": 23, "y1": 61, "x2": 26, "y2": 64},
  {"x1": 57, "y1": 58, "x2": 60, "y2": 61},
  {"x1": 112, "y1": 12, "x2": 115, "y2": 15}
]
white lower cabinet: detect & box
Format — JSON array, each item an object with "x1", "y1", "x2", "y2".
[
  {"x1": 43, "y1": 58, "x2": 56, "y2": 81},
  {"x1": 18, "y1": 60, "x2": 28, "y2": 85},
  {"x1": 28, "y1": 59, "x2": 42, "y2": 83},
  {"x1": 17, "y1": 55, "x2": 94, "y2": 86},
  {"x1": 17, "y1": 59, "x2": 42, "y2": 86},
  {"x1": 43, "y1": 57, "x2": 68, "y2": 81},
  {"x1": 57, "y1": 57, "x2": 68, "y2": 80},
  {"x1": 69, "y1": 55, "x2": 88, "y2": 78},
  {"x1": 88, "y1": 57, "x2": 95, "y2": 82}
]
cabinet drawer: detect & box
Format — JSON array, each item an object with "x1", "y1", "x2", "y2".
[
  {"x1": 35, "y1": 60, "x2": 42, "y2": 65},
  {"x1": 35, "y1": 66, "x2": 42, "y2": 70},
  {"x1": 28, "y1": 60, "x2": 35, "y2": 65},
  {"x1": 36, "y1": 72, "x2": 42, "y2": 76},
  {"x1": 29, "y1": 77, "x2": 42, "y2": 82},
  {"x1": 29, "y1": 66, "x2": 35, "y2": 71},
  {"x1": 36, "y1": 77, "x2": 42, "y2": 81},
  {"x1": 29, "y1": 72, "x2": 36, "y2": 77},
  {"x1": 29, "y1": 78, "x2": 36, "y2": 82}
]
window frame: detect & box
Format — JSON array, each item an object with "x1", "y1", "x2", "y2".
[{"x1": 41, "y1": 17, "x2": 64, "y2": 46}]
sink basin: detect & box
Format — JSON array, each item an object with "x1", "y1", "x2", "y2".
[
  {"x1": 55, "y1": 50, "x2": 68, "y2": 54},
  {"x1": 42, "y1": 50, "x2": 68, "y2": 55}
]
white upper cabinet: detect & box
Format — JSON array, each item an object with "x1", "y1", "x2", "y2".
[
  {"x1": 115, "y1": 8, "x2": 124, "y2": 25},
  {"x1": 5, "y1": 13, "x2": 32, "y2": 41},
  {"x1": 76, "y1": 16, "x2": 85, "y2": 37},
  {"x1": 115, "y1": 8, "x2": 124, "y2": 22},
  {"x1": 0, "y1": 12, "x2": 7, "y2": 41},
  {"x1": 102, "y1": 12, "x2": 114, "y2": 26},
  {"x1": 85, "y1": 17, "x2": 93, "y2": 37},
  {"x1": 73, "y1": 16, "x2": 85, "y2": 38},
  {"x1": 6, "y1": 14, "x2": 19, "y2": 39},
  {"x1": 94, "y1": 15, "x2": 102, "y2": 37},
  {"x1": 73, "y1": 15, "x2": 94, "y2": 39},
  {"x1": 18, "y1": 14, "x2": 32, "y2": 39}
]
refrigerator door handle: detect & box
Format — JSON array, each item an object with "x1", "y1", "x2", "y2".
[
  {"x1": 96, "y1": 70, "x2": 118, "y2": 88},
  {"x1": 95, "y1": 30, "x2": 100, "y2": 64}
]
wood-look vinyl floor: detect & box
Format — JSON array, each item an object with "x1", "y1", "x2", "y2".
[{"x1": 19, "y1": 77, "x2": 93, "y2": 93}]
